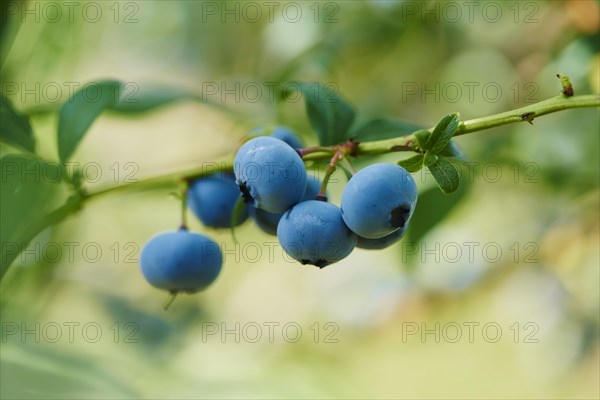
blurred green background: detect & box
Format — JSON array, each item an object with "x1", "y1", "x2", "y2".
[{"x1": 1, "y1": 0, "x2": 599, "y2": 398}]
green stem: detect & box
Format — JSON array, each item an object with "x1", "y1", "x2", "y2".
[
  {"x1": 455, "y1": 94, "x2": 599, "y2": 135},
  {"x1": 318, "y1": 151, "x2": 343, "y2": 199},
  {"x1": 75, "y1": 93, "x2": 600, "y2": 199},
  {"x1": 83, "y1": 94, "x2": 599, "y2": 198},
  {"x1": 180, "y1": 180, "x2": 189, "y2": 230},
  {"x1": 83, "y1": 160, "x2": 234, "y2": 201},
  {"x1": 353, "y1": 94, "x2": 600, "y2": 157}
]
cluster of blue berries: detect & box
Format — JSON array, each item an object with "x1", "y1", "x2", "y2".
[{"x1": 140, "y1": 126, "x2": 418, "y2": 296}]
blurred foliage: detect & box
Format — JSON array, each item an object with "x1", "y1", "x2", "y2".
[{"x1": 0, "y1": 0, "x2": 598, "y2": 399}]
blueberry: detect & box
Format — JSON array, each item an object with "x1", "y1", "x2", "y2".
[
  {"x1": 356, "y1": 224, "x2": 408, "y2": 250},
  {"x1": 341, "y1": 163, "x2": 417, "y2": 239},
  {"x1": 250, "y1": 207, "x2": 283, "y2": 236},
  {"x1": 271, "y1": 126, "x2": 303, "y2": 149},
  {"x1": 251, "y1": 174, "x2": 322, "y2": 235},
  {"x1": 234, "y1": 136, "x2": 307, "y2": 213},
  {"x1": 277, "y1": 200, "x2": 356, "y2": 268},
  {"x1": 140, "y1": 229, "x2": 222, "y2": 293},
  {"x1": 247, "y1": 125, "x2": 303, "y2": 149},
  {"x1": 187, "y1": 172, "x2": 248, "y2": 228}
]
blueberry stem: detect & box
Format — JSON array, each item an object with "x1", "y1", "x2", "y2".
[
  {"x1": 298, "y1": 145, "x2": 336, "y2": 158},
  {"x1": 340, "y1": 157, "x2": 357, "y2": 175},
  {"x1": 319, "y1": 150, "x2": 343, "y2": 196},
  {"x1": 180, "y1": 180, "x2": 189, "y2": 230},
  {"x1": 163, "y1": 291, "x2": 178, "y2": 311}
]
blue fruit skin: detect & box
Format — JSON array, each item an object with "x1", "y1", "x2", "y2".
[
  {"x1": 187, "y1": 172, "x2": 248, "y2": 228},
  {"x1": 271, "y1": 126, "x2": 303, "y2": 149},
  {"x1": 251, "y1": 174, "x2": 322, "y2": 235},
  {"x1": 234, "y1": 136, "x2": 307, "y2": 213},
  {"x1": 140, "y1": 229, "x2": 222, "y2": 293},
  {"x1": 341, "y1": 163, "x2": 417, "y2": 239},
  {"x1": 277, "y1": 200, "x2": 356, "y2": 268},
  {"x1": 356, "y1": 224, "x2": 408, "y2": 250},
  {"x1": 247, "y1": 126, "x2": 303, "y2": 149}
]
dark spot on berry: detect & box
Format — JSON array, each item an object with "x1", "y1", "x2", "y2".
[
  {"x1": 390, "y1": 206, "x2": 410, "y2": 228},
  {"x1": 238, "y1": 182, "x2": 254, "y2": 203},
  {"x1": 300, "y1": 259, "x2": 311, "y2": 265}
]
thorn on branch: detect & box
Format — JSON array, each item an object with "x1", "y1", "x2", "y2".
[{"x1": 521, "y1": 112, "x2": 535, "y2": 125}]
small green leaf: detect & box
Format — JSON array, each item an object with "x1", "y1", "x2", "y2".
[
  {"x1": 111, "y1": 84, "x2": 191, "y2": 113},
  {"x1": 230, "y1": 196, "x2": 246, "y2": 244},
  {"x1": 428, "y1": 156, "x2": 460, "y2": 194},
  {"x1": 427, "y1": 113, "x2": 460, "y2": 154},
  {"x1": 423, "y1": 151, "x2": 438, "y2": 167},
  {"x1": 414, "y1": 130, "x2": 431, "y2": 149},
  {"x1": 284, "y1": 82, "x2": 356, "y2": 145},
  {"x1": 397, "y1": 154, "x2": 424, "y2": 173},
  {"x1": 351, "y1": 117, "x2": 423, "y2": 141},
  {"x1": 439, "y1": 140, "x2": 463, "y2": 158},
  {"x1": 0, "y1": 95, "x2": 35, "y2": 152},
  {"x1": 58, "y1": 80, "x2": 123, "y2": 163}
]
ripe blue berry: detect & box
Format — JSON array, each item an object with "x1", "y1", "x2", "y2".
[
  {"x1": 251, "y1": 174, "x2": 322, "y2": 235},
  {"x1": 341, "y1": 163, "x2": 417, "y2": 239},
  {"x1": 234, "y1": 136, "x2": 307, "y2": 213},
  {"x1": 271, "y1": 126, "x2": 303, "y2": 149},
  {"x1": 247, "y1": 125, "x2": 303, "y2": 149},
  {"x1": 356, "y1": 224, "x2": 408, "y2": 250},
  {"x1": 140, "y1": 229, "x2": 222, "y2": 293},
  {"x1": 277, "y1": 200, "x2": 357, "y2": 268},
  {"x1": 187, "y1": 172, "x2": 248, "y2": 228}
]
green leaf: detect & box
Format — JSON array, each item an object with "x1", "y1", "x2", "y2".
[
  {"x1": 351, "y1": 117, "x2": 423, "y2": 141},
  {"x1": 439, "y1": 140, "x2": 464, "y2": 158},
  {"x1": 414, "y1": 129, "x2": 431, "y2": 149},
  {"x1": 407, "y1": 179, "x2": 470, "y2": 244},
  {"x1": 428, "y1": 156, "x2": 461, "y2": 194},
  {"x1": 57, "y1": 80, "x2": 123, "y2": 163},
  {"x1": 423, "y1": 151, "x2": 438, "y2": 167},
  {"x1": 0, "y1": 154, "x2": 76, "y2": 280},
  {"x1": 398, "y1": 154, "x2": 424, "y2": 173},
  {"x1": 284, "y1": 82, "x2": 356, "y2": 145},
  {"x1": 427, "y1": 113, "x2": 460, "y2": 154},
  {"x1": 111, "y1": 84, "x2": 192, "y2": 113},
  {"x1": 0, "y1": 95, "x2": 35, "y2": 152}
]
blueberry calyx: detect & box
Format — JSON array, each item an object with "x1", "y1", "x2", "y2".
[
  {"x1": 238, "y1": 182, "x2": 254, "y2": 204},
  {"x1": 390, "y1": 206, "x2": 410, "y2": 228}
]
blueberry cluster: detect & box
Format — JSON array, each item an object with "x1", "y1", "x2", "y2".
[
  {"x1": 234, "y1": 128, "x2": 418, "y2": 267},
  {"x1": 139, "y1": 126, "x2": 418, "y2": 297}
]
